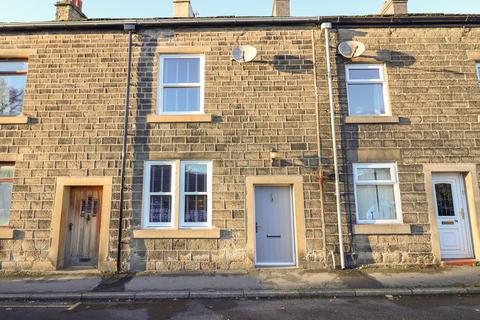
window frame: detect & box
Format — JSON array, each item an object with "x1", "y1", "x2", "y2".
[
  {"x1": 353, "y1": 162, "x2": 403, "y2": 225},
  {"x1": 142, "y1": 160, "x2": 176, "y2": 229},
  {"x1": 0, "y1": 59, "x2": 28, "y2": 117},
  {"x1": 0, "y1": 162, "x2": 15, "y2": 226},
  {"x1": 157, "y1": 54, "x2": 205, "y2": 115},
  {"x1": 179, "y1": 160, "x2": 212, "y2": 228},
  {"x1": 345, "y1": 64, "x2": 390, "y2": 116}
]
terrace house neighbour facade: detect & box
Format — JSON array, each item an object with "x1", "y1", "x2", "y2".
[{"x1": 0, "y1": 0, "x2": 479, "y2": 273}]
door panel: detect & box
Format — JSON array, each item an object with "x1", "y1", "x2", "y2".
[
  {"x1": 64, "y1": 187, "x2": 102, "y2": 267},
  {"x1": 254, "y1": 186, "x2": 295, "y2": 266},
  {"x1": 432, "y1": 173, "x2": 474, "y2": 260}
]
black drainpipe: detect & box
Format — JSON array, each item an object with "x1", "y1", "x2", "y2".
[{"x1": 117, "y1": 23, "x2": 136, "y2": 273}]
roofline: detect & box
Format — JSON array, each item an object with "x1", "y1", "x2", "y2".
[{"x1": 0, "y1": 15, "x2": 479, "y2": 31}]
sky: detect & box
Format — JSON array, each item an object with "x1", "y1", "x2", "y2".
[{"x1": 0, "y1": 0, "x2": 478, "y2": 22}]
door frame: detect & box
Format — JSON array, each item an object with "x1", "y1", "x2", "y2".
[
  {"x1": 48, "y1": 177, "x2": 114, "y2": 272},
  {"x1": 424, "y1": 164, "x2": 480, "y2": 263},
  {"x1": 246, "y1": 176, "x2": 306, "y2": 269}
]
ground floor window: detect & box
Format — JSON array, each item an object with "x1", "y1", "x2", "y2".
[
  {"x1": 353, "y1": 163, "x2": 402, "y2": 224},
  {"x1": 143, "y1": 160, "x2": 212, "y2": 229},
  {"x1": 0, "y1": 163, "x2": 14, "y2": 226}
]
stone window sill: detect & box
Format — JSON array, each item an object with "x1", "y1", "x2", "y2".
[
  {"x1": 146, "y1": 114, "x2": 213, "y2": 123},
  {"x1": 345, "y1": 116, "x2": 400, "y2": 124},
  {"x1": 0, "y1": 115, "x2": 29, "y2": 124},
  {"x1": 133, "y1": 228, "x2": 221, "y2": 239},
  {"x1": 353, "y1": 224, "x2": 411, "y2": 235},
  {"x1": 0, "y1": 227, "x2": 15, "y2": 239}
]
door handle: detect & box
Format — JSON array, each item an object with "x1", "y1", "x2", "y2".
[
  {"x1": 68, "y1": 223, "x2": 73, "y2": 231},
  {"x1": 460, "y1": 208, "x2": 465, "y2": 220},
  {"x1": 256, "y1": 223, "x2": 259, "y2": 233}
]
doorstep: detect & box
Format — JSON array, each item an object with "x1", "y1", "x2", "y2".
[{"x1": 442, "y1": 259, "x2": 477, "y2": 266}]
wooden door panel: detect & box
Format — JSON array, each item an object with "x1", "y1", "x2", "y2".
[{"x1": 64, "y1": 187, "x2": 102, "y2": 267}]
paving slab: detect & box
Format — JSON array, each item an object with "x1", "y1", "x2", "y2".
[
  {"x1": 0, "y1": 277, "x2": 101, "y2": 293},
  {"x1": 367, "y1": 266, "x2": 480, "y2": 288},
  {"x1": 125, "y1": 274, "x2": 264, "y2": 292}
]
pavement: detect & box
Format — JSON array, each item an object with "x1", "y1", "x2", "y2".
[{"x1": 0, "y1": 266, "x2": 479, "y2": 301}]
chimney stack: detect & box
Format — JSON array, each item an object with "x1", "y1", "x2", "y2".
[
  {"x1": 173, "y1": 0, "x2": 195, "y2": 18},
  {"x1": 272, "y1": 0, "x2": 290, "y2": 17},
  {"x1": 55, "y1": 0, "x2": 87, "y2": 21},
  {"x1": 380, "y1": 0, "x2": 408, "y2": 15}
]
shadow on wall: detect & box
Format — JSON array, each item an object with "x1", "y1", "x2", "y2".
[
  {"x1": 255, "y1": 55, "x2": 314, "y2": 74},
  {"x1": 129, "y1": 31, "x2": 156, "y2": 272}
]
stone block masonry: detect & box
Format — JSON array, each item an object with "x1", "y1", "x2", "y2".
[{"x1": 0, "y1": 20, "x2": 479, "y2": 272}]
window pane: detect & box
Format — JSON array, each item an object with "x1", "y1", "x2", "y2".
[
  {"x1": 163, "y1": 58, "x2": 200, "y2": 84},
  {"x1": 163, "y1": 87, "x2": 200, "y2": 113},
  {"x1": 357, "y1": 185, "x2": 396, "y2": 221},
  {"x1": 0, "y1": 164, "x2": 14, "y2": 178},
  {"x1": 184, "y1": 164, "x2": 207, "y2": 192},
  {"x1": 348, "y1": 83, "x2": 385, "y2": 115},
  {"x1": 0, "y1": 75, "x2": 27, "y2": 116},
  {"x1": 0, "y1": 182, "x2": 13, "y2": 225},
  {"x1": 435, "y1": 183, "x2": 455, "y2": 217},
  {"x1": 150, "y1": 165, "x2": 171, "y2": 193},
  {"x1": 0, "y1": 61, "x2": 28, "y2": 72},
  {"x1": 184, "y1": 195, "x2": 207, "y2": 223},
  {"x1": 357, "y1": 167, "x2": 391, "y2": 181},
  {"x1": 348, "y1": 68, "x2": 381, "y2": 80},
  {"x1": 149, "y1": 195, "x2": 172, "y2": 223}
]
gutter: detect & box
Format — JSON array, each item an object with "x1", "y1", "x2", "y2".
[{"x1": 0, "y1": 15, "x2": 479, "y2": 31}]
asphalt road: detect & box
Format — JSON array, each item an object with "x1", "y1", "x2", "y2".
[{"x1": 0, "y1": 295, "x2": 479, "y2": 320}]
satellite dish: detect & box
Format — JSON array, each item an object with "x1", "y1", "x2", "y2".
[
  {"x1": 338, "y1": 41, "x2": 366, "y2": 59},
  {"x1": 231, "y1": 45, "x2": 257, "y2": 63}
]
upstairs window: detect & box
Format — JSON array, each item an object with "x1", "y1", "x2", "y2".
[
  {"x1": 158, "y1": 54, "x2": 204, "y2": 114},
  {"x1": 0, "y1": 60, "x2": 27, "y2": 116},
  {"x1": 353, "y1": 163, "x2": 402, "y2": 224},
  {"x1": 0, "y1": 163, "x2": 14, "y2": 226},
  {"x1": 346, "y1": 64, "x2": 389, "y2": 116}
]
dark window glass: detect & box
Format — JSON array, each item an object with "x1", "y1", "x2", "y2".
[
  {"x1": 150, "y1": 165, "x2": 171, "y2": 193},
  {"x1": 435, "y1": 183, "x2": 455, "y2": 217},
  {"x1": 0, "y1": 61, "x2": 27, "y2": 116},
  {"x1": 149, "y1": 195, "x2": 172, "y2": 223},
  {"x1": 184, "y1": 164, "x2": 207, "y2": 192},
  {"x1": 184, "y1": 195, "x2": 207, "y2": 223}
]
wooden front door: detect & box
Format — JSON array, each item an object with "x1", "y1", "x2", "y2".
[{"x1": 64, "y1": 186, "x2": 103, "y2": 267}]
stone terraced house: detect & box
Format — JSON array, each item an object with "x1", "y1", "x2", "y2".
[{"x1": 0, "y1": 0, "x2": 479, "y2": 273}]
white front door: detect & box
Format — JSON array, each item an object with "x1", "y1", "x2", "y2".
[
  {"x1": 254, "y1": 186, "x2": 296, "y2": 267},
  {"x1": 432, "y1": 173, "x2": 474, "y2": 260}
]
